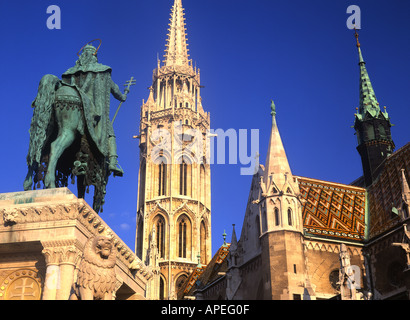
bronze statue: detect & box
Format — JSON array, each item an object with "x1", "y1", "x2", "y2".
[{"x1": 23, "y1": 40, "x2": 133, "y2": 212}]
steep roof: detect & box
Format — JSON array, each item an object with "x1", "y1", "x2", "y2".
[
  {"x1": 354, "y1": 29, "x2": 382, "y2": 119},
  {"x1": 367, "y1": 142, "x2": 410, "y2": 238},
  {"x1": 263, "y1": 101, "x2": 294, "y2": 190},
  {"x1": 179, "y1": 243, "x2": 231, "y2": 299},
  {"x1": 297, "y1": 176, "x2": 367, "y2": 242}
]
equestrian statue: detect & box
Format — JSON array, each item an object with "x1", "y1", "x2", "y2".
[{"x1": 23, "y1": 40, "x2": 135, "y2": 213}]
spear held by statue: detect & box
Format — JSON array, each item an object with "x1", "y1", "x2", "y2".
[{"x1": 111, "y1": 76, "x2": 136, "y2": 124}]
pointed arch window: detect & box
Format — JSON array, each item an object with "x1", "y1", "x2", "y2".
[
  {"x1": 200, "y1": 164, "x2": 206, "y2": 204},
  {"x1": 275, "y1": 207, "x2": 280, "y2": 226},
  {"x1": 154, "y1": 215, "x2": 166, "y2": 258},
  {"x1": 262, "y1": 209, "x2": 268, "y2": 232},
  {"x1": 177, "y1": 215, "x2": 191, "y2": 258},
  {"x1": 138, "y1": 160, "x2": 146, "y2": 211},
  {"x1": 159, "y1": 277, "x2": 165, "y2": 300},
  {"x1": 136, "y1": 218, "x2": 144, "y2": 259},
  {"x1": 287, "y1": 208, "x2": 293, "y2": 226},
  {"x1": 176, "y1": 274, "x2": 188, "y2": 293},
  {"x1": 200, "y1": 220, "x2": 207, "y2": 264},
  {"x1": 179, "y1": 160, "x2": 189, "y2": 196},
  {"x1": 158, "y1": 161, "x2": 167, "y2": 196},
  {"x1": 179, "y1": 219, "x2": 187, "y2": 258}
]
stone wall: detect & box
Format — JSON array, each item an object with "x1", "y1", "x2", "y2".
[{"x1": 0, "y1": 188, "x2": 151, "y2": 300}]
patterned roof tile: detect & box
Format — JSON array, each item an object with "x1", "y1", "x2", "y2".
[{"x1": 296, "y1": 176, "x2": 366, "y2": 242}]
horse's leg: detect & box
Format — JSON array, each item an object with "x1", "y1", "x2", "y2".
[
  {"x1": 45, "y1": 128, "x2": 76, "y2": 188},
  {"x1": 44, "y1": 110, "x2": 79, "y2": 188}
]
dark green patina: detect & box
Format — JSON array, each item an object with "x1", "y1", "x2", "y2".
[{"x1": 23, "y1": 42, "x2": 132, "y2": 213}]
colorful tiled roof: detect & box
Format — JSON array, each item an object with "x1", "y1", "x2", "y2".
[
  {"x1": 179, "y1": 243, "x2": 231, "y2": 299},
  {"x1": 367, "y1": 143, "x2": 410, "y2": 238},
  {"x1": 297, "y1": 176, "x2": 366, "y2": 242}
]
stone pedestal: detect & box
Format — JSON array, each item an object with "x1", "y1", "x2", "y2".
[{"x1": 0, "y1": 188, "x2": 152, "y2": 300}]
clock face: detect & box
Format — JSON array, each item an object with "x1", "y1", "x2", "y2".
[{"x1": 329, "y1": 269, "x2": 340, "y2": 291}]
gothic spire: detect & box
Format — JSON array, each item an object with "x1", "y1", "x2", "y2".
[
  {"x1": 163, "y1": 0, "x2": 190, "y2": 67},
  {"x1": 230, "y1": 224, "x2": 238, "y2": 252},
  {"x1": 354, "y1": 29, "x2": 382, "y2": 118},
  {"x1": 352, "y1": 29, "x2": 395, "y2": 187},
  {"x1": 264, "y1": 100, "x2": 293, "y2": 189}
]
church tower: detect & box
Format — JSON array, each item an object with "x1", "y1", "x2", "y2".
[
  {"x1": 353, "y1": 30, "x2": 395, "y2": 187},
  {"x1": 258, "y1": 101, "x2": 314, "y2": 299},
  {"x1": 135, "y1": 0, "x2": 212, "y2": 300}
]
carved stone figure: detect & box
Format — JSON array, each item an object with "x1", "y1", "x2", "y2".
[
  {"x1": 70, "y1": 236, "x2": 117, "y2": 300},
  {"x1": 339, "y1": 244, "x2": 357, "y2": 300},
  {"x1": 23, "y1": 40, "x2": 131, "y2": 212}
]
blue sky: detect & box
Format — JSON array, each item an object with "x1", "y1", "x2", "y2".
[{"x1": 0, "y1": 0, "x2": 409, "y2": 255}]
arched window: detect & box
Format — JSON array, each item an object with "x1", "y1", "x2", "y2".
[
  {"x1": 179, "y1": 160, "x2": 188, "y2": 196},
  {"x1": 158, "y1": 162, "x2": 167, "y2": 196},
  {"x1": 200, "y1": 221, "x2": 207, "y2": 264},
  {"x1": 200, "y1": 165, "x2": 206, "y2": 204},
  {"x1": 288, "y1": 208, "x2": 293, "y2": 226},
  {"x1": 138, "y1": 160, "x2": 146, "y2": 210},
  {"x1": 159, "y1": 277, "x2": 165, "y2": 300},
  {"x1": 262, "y1": 209, "x2": 268, "y2": 232},
  {"x1": 177, "y1": 215, "x2": 191, "y2": 258},
  {"x1": 154, "y1": 215, "x2": 166, "y2": 258},
  {"x1": 136, "y1": 218, "x2": 144, "y2": 259},
  {"x1": 176, "y1": 274, "x2": 188, "y2": 294},
  {"x1": 275, "y1": 207, "x2": 280, "y2": 226}
]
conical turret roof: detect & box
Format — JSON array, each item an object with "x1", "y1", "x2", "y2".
[
  {"x1": 263, "y1": 100, "x2": 293, "y2": 190},
  {"x1": 354, "y1": 29, "x2": 383, "y2": 119}
]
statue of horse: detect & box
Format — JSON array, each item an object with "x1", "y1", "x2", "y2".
[{"x1": 23, "y1": 74, "x2": 109, "y2": 213}]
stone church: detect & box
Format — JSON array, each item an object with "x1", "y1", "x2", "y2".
[
  {"x1": 168, "y1": 3, "x2": 410, "y2": 301},
  {"x1": 1, "y1": 0, "x2": 409, "y2": 301}
]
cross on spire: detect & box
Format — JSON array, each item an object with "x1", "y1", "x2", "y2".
[{"x1": 354, "y1": 25, "x2": 360, "y2": 48}]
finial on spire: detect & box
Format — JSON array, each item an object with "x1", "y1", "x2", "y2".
[
  {"x1": 223, "y1": 230, "x2": 227, "y2": 245},
  {"x1": 354, "y1": 25, "x2": 360, "y2": 48},
  {"x1": 270, "y1": 100, "x2": 276, "y2": 117}
]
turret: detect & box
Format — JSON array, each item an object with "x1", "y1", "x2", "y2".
[{"x1": 353, "y1": 29, "x2": 395, "y2": 187}]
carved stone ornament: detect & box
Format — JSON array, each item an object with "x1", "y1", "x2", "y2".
[
  {"x1": 2, "y1": 208, "x2": 19, "y2": 225},
  {"x1": 0, "y1": 269, "x2": 43, "y2": 300},
  {"x1": 70, "y1": 236, "x2": 117, "y2": 300}
]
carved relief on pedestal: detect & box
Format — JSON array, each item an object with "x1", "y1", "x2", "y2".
[{"x1": 0, "y1": 269, "x2": 43, "y2": 300}]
